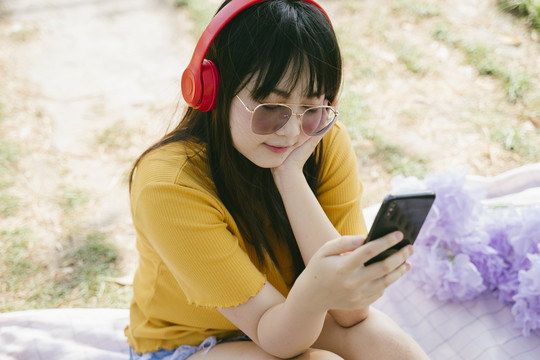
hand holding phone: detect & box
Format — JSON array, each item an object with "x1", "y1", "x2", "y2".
[{"x1": 364, "y1": 192, "x2": 436, "y2": 266}]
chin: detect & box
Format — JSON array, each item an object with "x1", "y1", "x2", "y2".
[
  {"x1": 254, "y1": 160, "x2": 284, "y2": 169},
  {"x1": 250, "y1": 155, "x2": 287, "y2": 169},
  {"x1": 240, "y1": 146, "x2": 291, "y2": 169}
]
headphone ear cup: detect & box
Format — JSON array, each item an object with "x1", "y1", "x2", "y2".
[
  {"x1": 181, "y1": 67, "x2": 201, "y2": 109},
  {"x1": 197, "y1": 59, "x2": 219, "y2": 112}
]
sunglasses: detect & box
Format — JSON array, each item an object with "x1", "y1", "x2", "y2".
[{"x1": 236, "y1": 96, "x2": 339, "y2": 136}]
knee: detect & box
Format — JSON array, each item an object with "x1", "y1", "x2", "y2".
[
  {"x1": 363, "y1": 326, "x2": 423, "y2": 358},
  {"x1": 346, "y1": 310, "x2": 428, "y2": 360},
  {"x1": 295, "y1": 348, "x2": 344, "y2": 360}
]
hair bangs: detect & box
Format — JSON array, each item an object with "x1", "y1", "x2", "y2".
[{"x1": 234, "y1": 0, "x2": 341, "y2": 104}]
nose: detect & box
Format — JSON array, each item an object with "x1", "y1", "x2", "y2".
[{"x1": 275, "y1": 111, "x2": 302, "y2": 137}]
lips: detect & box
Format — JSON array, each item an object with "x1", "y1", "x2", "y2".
[{"x1": 265, "y1": 144, "x2": 291, "y2": 154}]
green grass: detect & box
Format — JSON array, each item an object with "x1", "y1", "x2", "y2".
[
  {"x1": 432, "y1": 22, "x2": 459, "y2": 45},
  {"x1": 337, "y1": 7, "x2": 431, "y2": 177},
  {"x1": 47, "y1": 231, "x2": 119, "y2": 302},
  {"x1": 60, "y1": 188, "x2": 91, "y2": 212},
  {"x1": 432, "y1": 23, "x2": 532, "y2": 103},
  {"x1": 0, "y1": 117, "x2": 21, "y2": 217},
  {"x1": 97, "y1": 121, "x2": 132, "y2": 150},
  {"x1": 490, "y1": 125, "x2": 540, "y2": 161},
  {"x1": 464, "y1": 108, "x2": 540, "y2": 162},
  {"x1": 339, "y1": 89, "x2": 428, "y2": 177},
  {"x1": 0, "y1": 228, "x2": 38, "y2": 294},
  {"x1": 0, "y1": 101, "x2": 129, "y2": 309},
  {"x1": 337, "y1": 88, "x2": 371, "y2": 133},
  {"x1": 0, "y1": 193, "x2": 20, "y2": 217},
  {"x1": 338, "y1": 15, "x2": 430, "y2": 177},
  {"x1": 499, "y1": 0, "x2": 540, "y2": 31},
  {"x1": 7, "y1": 25, "x2": 38, "y2": 42},
  {"x1": 338, "y1": 32, "x2": 378, "y2": 80},
  {"x1": 389, "y1": 40, "x2": 429, "y2": 74},
  {"x1": 391, "y1": 0, "x2": 441, "y2": 20},
  {"x1": 1, "y1": 228, "x2": 130, "y2": 311},
  {"x1": 368, "y1": 138, "x2": 429, "y2": 177},
  {"x1": 462, "y1": 42, "x2": 530, "y2": 103},
  {"x1": 0, "y1": 138, "x2": 18, "y2": 177},
  {"x1": 179, "y1": 0, "x2": 217, "y2": 37}
]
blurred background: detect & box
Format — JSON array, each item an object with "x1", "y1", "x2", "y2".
[{"x1": 0, "y1": 0, "x2": 539, "y2": 312}]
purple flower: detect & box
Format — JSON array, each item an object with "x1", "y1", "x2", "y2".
[
  {"x1": 464, "y1": 230, "x2": 506, "y2": 292},
  {"x1": 483, "y1": 207, "x2": 540, "y2": 304},
  {"x1": 391, "y1": 167, "x2": 540, "y2": 336},
  {"x1": 398, "y1": 168, "x2": 489, "y2": 302},
  {"x1": 408, "y1": 248, "x2": 485, "y2": 301},
  {"x1": 511, "y1": 247, "x2": 540, "y2": 336},
  {"x1": 424, "y1": 168, "x2": 485, "y2": 237}
]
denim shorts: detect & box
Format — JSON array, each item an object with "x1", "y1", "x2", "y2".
[{"x1": 129, "y1": 335, "x2": 251, "y2": 360}]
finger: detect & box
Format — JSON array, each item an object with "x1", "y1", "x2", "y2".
[
  {"x1": 374, "y1": 261, "x2": 411, "y2": 290},
  {"x1": 349, "y1": 231, "x2": 405, "y2": 265},
  {"x1": 363, "y1": 243, "x2": 414, "y2": 280},
  {"x1": 319, "y1": 235, "x2": 365, "y2": 257},
  {"x1": 302, "y1": 134, "x2": 324, "y2": 156},
  {"x1": 307, "y1": 130, "x2": 326, "y2": 146},
  {"x1": 282, "y1": 135, "x2": 322, "y2": 168}
]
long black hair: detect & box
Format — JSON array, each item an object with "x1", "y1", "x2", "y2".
[{"x1": 131, "y1": 0, "x2": 342, "y2": 279}]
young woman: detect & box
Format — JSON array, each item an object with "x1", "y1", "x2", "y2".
[{"x1": 126, "y1": 0, "x2": 429, "y2": 359}]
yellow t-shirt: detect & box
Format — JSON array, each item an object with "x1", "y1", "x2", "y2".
[{"x1": 125, "y1": 122, "x2": 367, "y2": 353}]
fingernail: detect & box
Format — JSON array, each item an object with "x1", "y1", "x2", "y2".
[
  {"x1": 408, "y1": 246, "x2": 414, "y2": 255},
  {"x1": 405, "y1": 262, "x2": 412, "y2": 271},
  {"x1": 395, "y1": 232, "x2": 403, "y2": 241}
]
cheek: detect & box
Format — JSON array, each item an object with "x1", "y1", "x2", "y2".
[{"x1": 230, "y1": 115, "x2": 260, "y2": 151}]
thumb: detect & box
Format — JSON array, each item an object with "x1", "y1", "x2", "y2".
[{"x1": 320, "y1": 235, "x2": 365, "y2": 257}]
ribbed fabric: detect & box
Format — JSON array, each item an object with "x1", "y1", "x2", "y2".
[{"x1": 125, "y1": 122, "x2": 367, "y2": 354}]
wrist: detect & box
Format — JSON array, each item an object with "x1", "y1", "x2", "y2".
[
  {"x1": 289, "y1": 268, "x2": 330, "y2": 315},
  {"x1": 272, "y1": 169, "x2": 308, "y2": 194}
]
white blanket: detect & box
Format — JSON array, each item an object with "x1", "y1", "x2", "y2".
[
  {"x1": 374, "y1": 277, "x2": 540, "y2": 359},
  {"x1": 0, "y1": 308, "x2": 129, "y2": 360},
  {"x1": 1, "y1": 163, "x2": 540, "y2": 360}
]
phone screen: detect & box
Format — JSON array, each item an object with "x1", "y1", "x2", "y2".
[{"x1": 364, "y1": 192, "x2": 435, "y2": 266}]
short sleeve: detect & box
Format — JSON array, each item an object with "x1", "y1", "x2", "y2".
[
  {"x1": 318, "y1": 123, "x2": 368, "y2": 236},
  {"x1": 134, "y1": 182, "x2": 266, "y2": 308}
]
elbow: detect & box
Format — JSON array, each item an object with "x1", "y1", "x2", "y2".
[
  {"x1": 330, "y1": 308, "x2": 369, "y2": 328},
  {"x1": 272, "y1": 349, "x2": 309, "y2": 360},
  {"x1": 336, "y1": 316, "x2": 367, "y2": 328}
]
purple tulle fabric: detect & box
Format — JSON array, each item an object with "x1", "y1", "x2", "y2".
[{"x1": 390, "y1": 168, "x2": 540, "y2": 336}]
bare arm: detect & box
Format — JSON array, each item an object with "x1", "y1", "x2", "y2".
[
  {"x1": 271, "y1": 136, "x2": 372, "y2": 326},
  {"x1": 219, "y1": 282, "x2": 326, "y2": 359},
  {"x1": 219, "y1": 233, "x2": 412, "y2": 358}
]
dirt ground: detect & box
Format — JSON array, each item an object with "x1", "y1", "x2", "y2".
[{"x1": 0, "y1": 0, "x2": 539, "y2": 308}]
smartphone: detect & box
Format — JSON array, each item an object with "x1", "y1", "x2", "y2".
[{"x1": 364, "y1": 192, "x2": 436, "y2": 266}]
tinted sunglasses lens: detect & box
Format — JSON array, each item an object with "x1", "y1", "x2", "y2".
[
  {"x1": 302, "y1": 107, "x2": 337, "y2": 136},
  {"x1": 251, "y1": 105, "x2": 292, "y2": 135}
]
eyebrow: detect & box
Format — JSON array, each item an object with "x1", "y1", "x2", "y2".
[
  {"x1": 270, "y1": 89, "x2": 290, "y2": 98},
  {"x1": 270, "y1": 88, "x2": 321, "y2": 102}
]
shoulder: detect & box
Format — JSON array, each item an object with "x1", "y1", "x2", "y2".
[
  {"x1": 320, "y1": 121, "x2": 356, "y2": 166},
  {"x1": 131, "y1": 141, "x2": 215, "y2": 204},
  {"x1": 317, "y1": 121, "x2": 361, "y2": 196}
]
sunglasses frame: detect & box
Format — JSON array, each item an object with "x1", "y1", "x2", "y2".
[{"x1": 236, "y1": 95, "x2": 339, "y2": 136}]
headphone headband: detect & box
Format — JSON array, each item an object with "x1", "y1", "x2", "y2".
[{"x1": 181, "y1": 0, "x2": 331, "y2": 111}]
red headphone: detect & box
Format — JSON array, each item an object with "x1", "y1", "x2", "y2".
[{"x1": 181, "y1": 0, "x2": 331, "y2": 112}]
